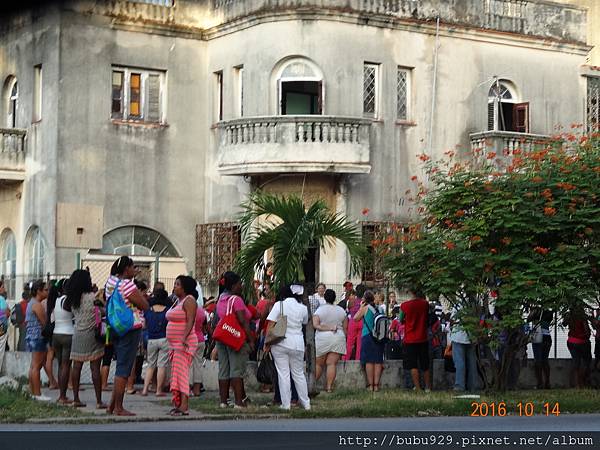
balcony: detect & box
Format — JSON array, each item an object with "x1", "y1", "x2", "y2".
[
  {"x1": 217, "y1": 116, "x2": 371, "y2": 175},
  {"x1": 470, "y1": 130, "x2": 554, "y2": 167},
  {"x1": 0, "y1": 128, "x2": 26, "y2": 182}
]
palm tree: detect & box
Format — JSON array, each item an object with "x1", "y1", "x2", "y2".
[{"x1": 234, "y1": 190, "x2": 366, "y2": 394}]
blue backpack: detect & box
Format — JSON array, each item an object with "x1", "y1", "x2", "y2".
[{"x1": 106, "y1": 280, "x2": 134, "y2": 337}]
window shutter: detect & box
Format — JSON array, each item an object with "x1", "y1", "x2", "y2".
[
  {"x1": 513, "y1": 102, "x2": 529, "y2": 133},
  {"x1": 317, "y1": 80, "x2": 323, "y2": 114},
  {"x1": 147, "y1": 74, "x2": 161, "y2": 123},
  {"x1": 487, "y1": 101, "x2": 495, "y2": 131}
]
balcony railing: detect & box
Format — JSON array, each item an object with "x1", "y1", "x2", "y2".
[
  {"x1": 470, "y1": 130, "x2": 554, "y2": 168},
  {"x1": 0, "y1": 128, "x2": 26, "y2": 180},
  {"x1": 217, "y1": 116, "x2": 371, "y2": 175}
]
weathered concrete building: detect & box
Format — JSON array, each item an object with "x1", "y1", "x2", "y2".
[{"x1": 0, "y1": 0, "x2": 596, "y2": 297}]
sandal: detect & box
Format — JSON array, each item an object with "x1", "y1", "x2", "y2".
[
  {"x1": 170, "y1": 409, "x2": 189, "y2": 416},
  {"x1": 72, "y1": 401, "x2": 87, "y2": 408},
  {"x1": 126, "y1": 389, "x2": 137, "y2": 395},
  {"x1": 373, "y1": 384, "x2": 380, "y2": 392}
]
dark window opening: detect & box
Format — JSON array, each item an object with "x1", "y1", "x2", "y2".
[
  {"x1": 281, "y1": 81, "x2": 322, "y2": 115},
  {"x1": 302, "y1": 246, "x2": 319, "y2": 284}
]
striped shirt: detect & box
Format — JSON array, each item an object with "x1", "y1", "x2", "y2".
[{"x1": 104, "y1": 275, "x2": 143, "y2": 329}]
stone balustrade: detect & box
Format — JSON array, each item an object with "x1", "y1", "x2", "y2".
[
  {"x1": 217, "y1": 115, "x2": 371, "y2": 175},
  {"x1": 0, "y1": 128, "x2": 26, "y2": 180}
]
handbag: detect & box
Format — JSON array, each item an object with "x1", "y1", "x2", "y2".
[
  {"x1": 213, "y1": 296, "x2": 247, "y2": 351},
  {"x1": 256, "y1": 351, "x2": 276, "y2": 384},
  {"x1": 265, "y1": 300, "x2": 287, "y2": 345}
]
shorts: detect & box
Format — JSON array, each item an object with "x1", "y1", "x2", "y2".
[
  {"x1": 52, "y1": 334, "x2": 73, "y2": 363},
  {"x1": 146, "y1": 337, "x2": 169, "y2": 369},
  {"x1": 216, "y1": 341, "x2": 249, "y2": 380},
  {"x1": 113, "y1": 328, "x2": 142, "y2": 378},
  {"x1": 26, "y1": 336, "x2": 48, "y2": 353},
  {"x1": 190, "y1": 342, "x2": 206, "y2": 384},
  {"x1": 567, "y1": 341, "x2": 592, "y2": 370},
  {"x1": 404, "y1": 341, "x2": 429, "y2": 370},
  {"x1": 532, "y1": 336, "x2": 552, "y2": 362}
]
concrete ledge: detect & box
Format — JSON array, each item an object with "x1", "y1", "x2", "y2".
[{"x1": 1, "y1": 352, "x2": 591, "y2": 391}]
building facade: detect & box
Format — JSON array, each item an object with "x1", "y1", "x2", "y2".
[{"x1": 0, "y1": 0, "x2": 595, "y2": 297}]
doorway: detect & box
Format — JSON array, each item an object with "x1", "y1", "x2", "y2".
[
  {"x1": 302, "y1": 246, "x2": 320, "y2": 284},
  {"x1": 281, "y1": 81, "x2": 322, "y2": 115}
]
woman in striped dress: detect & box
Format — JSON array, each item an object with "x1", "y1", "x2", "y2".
[{"x1": 166, "y1": 275, "x2": 198, "y2": 416}]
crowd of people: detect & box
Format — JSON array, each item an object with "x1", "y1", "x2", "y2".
[{"x1": 1, "y1": 261, "x2": 600, "y2": 416}]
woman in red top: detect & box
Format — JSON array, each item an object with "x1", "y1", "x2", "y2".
[
  {"x1": 166, "y1": 275, "x2": 198, "y2": 416},
  {"x1": 343, "y1": 289, "x2": 363, "y2": 361},
  {"x1": 565, "y1": 306, "x2": 592, "y2": 388}
]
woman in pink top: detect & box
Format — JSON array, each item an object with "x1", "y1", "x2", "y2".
[
  {"x1": 166, "y1": 275, "x2": 198, "y2": 416},
  {"x1": 343, "y1": 289, "x2": 363, "y2": 361},
  {"x1": 215, "y1": 271, "x2": 255, "y2": 408},
  {"x1": 190, "y1": 302, "x2": 207, "y2": 397}
]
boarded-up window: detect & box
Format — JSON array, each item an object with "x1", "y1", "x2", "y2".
[{"x1": 196, "y1": 222, "x2": 241, "y2": 285}]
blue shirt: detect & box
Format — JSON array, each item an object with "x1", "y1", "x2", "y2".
[
  {"x1": 0, "y1": 295, "x2": 7, "y2": 324},
  {"x1": 145, "y1": 306, "x2": 168, "y2": 340}
]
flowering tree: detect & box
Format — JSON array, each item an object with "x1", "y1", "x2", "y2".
[{"x1": 388, "y1": 129, "x2": 600, "y2": 390}]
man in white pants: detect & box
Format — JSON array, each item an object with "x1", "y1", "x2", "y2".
[
  {"x1": 0, "y1": 282, "x2": 10, "y2": 374},
  {"x1": 266, "y1": 284, "x2": 310, "y2": 411}
]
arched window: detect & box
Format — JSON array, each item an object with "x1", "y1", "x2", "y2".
[
  {"x1": 1, "y1": 229, "x2": 17, "y2": 299},
  {"x1": 4, "y1": 76, "x2": 18, "y2": 128},
  {"x1": 275, "y1": 57, "x2": 324, "y2": 115},
  {"x1": 487, "y1": 80, "x2": 528, "y2": 133},
  {"x1": 25, "y1": 226, "x2": 46, "y2": 278},
  {"x1": 96, "y1": 226, "x2": 179, "y2": 257}
]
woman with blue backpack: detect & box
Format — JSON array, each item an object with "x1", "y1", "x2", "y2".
[
  {"x1": 353, "y1": 291, "x2": 385, "y2": 392},
  {"x1": 104, "y1": 256, "x2": 149, "y2": 416}
]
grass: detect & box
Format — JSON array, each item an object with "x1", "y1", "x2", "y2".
[
  {"x1": 188, "y1": 388, "x2": 600, "y2": 419},
  {"x1": 0, "y1": 386, "x2": 83, "y2": 423}
]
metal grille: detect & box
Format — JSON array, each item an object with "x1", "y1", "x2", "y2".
[
  {"x1": 361, "y1": 221, "x2": 407, "y2": 283},
  {"x1": 195, "y1": 222, "x2": 241, "y2": 285},
  {"x1": 397, "y1": 68, "x2": 408, "y2": 120},
  {"x1": 587, "y1": 77, "x2": 600, "y2": 133},
  {"x1": 363, "y1": 64, "x2": 377, "y2": 116}
]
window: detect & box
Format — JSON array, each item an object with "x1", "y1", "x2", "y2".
[
  {"x1": 96, "y1": 225, "x2": 179, "y2": 257},
  {"x1": 33, "y1": 65, "x2": 42, "y2": 122},
  {"x1": 215, "y1": 71, "x2": 223, "y2": 121},
  {"x1": 397, "y1": 67, "x2": 411, "y2": 121},
  {"x1": 361, "y1": 221, "x2": 406, "y2": 282},
  {"x1": 276, "y1": 58, "x2": 323, "y2": 115},
  {"x1": 363, "y1": 63, "x2": 379, "y2": 118},
  {"x1": 234, "y1": 66, "x2": 244, "y2": 117},
  {"x1": 5, "y1": 77, "x2": 18, "y2": 128},
  {"x1": 111, "y1": 67, "x2": 165, "y2": 123},
  {"x1": 26, "y1": 226, "x2": 46, "y2": 278},
  {"x1": 195, "y1": 222, "x2": 241, "y2": 285},
  {"x1": 587, "y1": 77, "x2": 600, "y2": 133},
  {"x1": 1, "y1": 229, "x2": 16, "y2": 300},
  {"x1": 487, "y1": 80, "x2": 528, "y2": 133}
]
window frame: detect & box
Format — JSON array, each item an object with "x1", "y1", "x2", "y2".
[
  {"x1": 26, "y1": 226, "x2": 46, "y2": 278},
  {"x1": 363, "y1": 62, "x2": 380, "y2": 119},
  {"x1": 587, "y1": 76, "x2": 600, "y2": 133},
  {"x1": 33, "y1": 65, "x2": 42, "y2": 122},
  {"x1": 396, "y1": 66, "x2": 412, "y2": 121},
  {"x1": 215, "y1": 70, "x2": 224, "y2": 122},
  {"x1": 234, "y1": 65, "x2": 244, "y2": 118},
  {"x1": 111, "y1": 66, "x2": 166, "y2": 124},
  {"x1": 1, "y1": 229, "x2": 17, "y2": 300},
  {"x1": 7, "y1": 78, "x2": 18, "y2": 128}
]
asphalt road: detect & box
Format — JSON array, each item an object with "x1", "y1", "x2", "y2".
[{"x1": 1, "y1": 416, "x2": 599, "y2": 450}]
